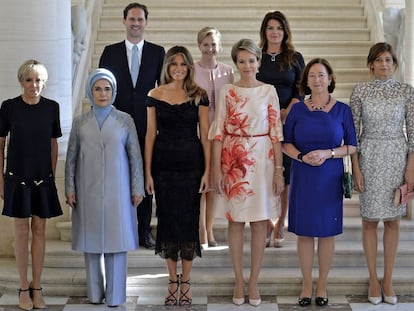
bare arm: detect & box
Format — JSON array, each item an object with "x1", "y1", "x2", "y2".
[
  {"x1": 51, "y1": 138, "x2": 58, "y2": 176},
  {"x1": 144, "y1": 106, "x2": 157, "y2": 195},
  {"x1": 198, "y1": 105, "x2": 211, "y2": 192},
  {"x1": 0, "y1": 137, "x2": 5, "y2": 199},
  {"x1": 272, "y1": 141, "x2": 284, "y2": 195}
]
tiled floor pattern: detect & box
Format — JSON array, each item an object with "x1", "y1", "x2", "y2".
[{"x1": 1, "y1": 293, "x2": 414, "y2": 311}]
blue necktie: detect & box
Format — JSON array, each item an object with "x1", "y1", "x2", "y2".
[{"x1": 131, "y1": 45, "x2": 139, "y2": 86}]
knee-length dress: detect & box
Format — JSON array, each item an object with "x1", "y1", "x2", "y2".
[
  {"x1": 0, "y1": 96, "x2": 62, "y2": 218},
  {"x1": 147, "y1": 96, "x2": 208, "y2": 261},
  {"x1": 350, "y1": 79, "x2": 414, "y2": 220},
  {"x1": 208, "y1": 84, "x2": 283, "y2": 222},
  {"x1": 284, "y1": 101, "x2": 357, "y2": 237}
]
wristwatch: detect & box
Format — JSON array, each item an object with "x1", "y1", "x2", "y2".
[
  {"x1": 331, "y1": 148, "x2": 335, "y2": 159},
  {"x1": 297, "y1": 153, "x2": 304, "y2": 162}
]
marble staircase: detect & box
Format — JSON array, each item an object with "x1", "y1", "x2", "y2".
[
  {"x1": 91, "y1": 0, "x2": 373, "y2": 103},
  {"x1": 2, "y1": 0, "x2": 414, "y2": 301},
  {"x1": 0, "y1": 216, "x2": 414, "y2": 298}
]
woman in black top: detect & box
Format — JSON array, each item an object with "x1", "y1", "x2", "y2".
[
  {"x1": 257, "y1": 11, "x2": 305, "y2": 247},
  {"x1": 0, "y1": 60, "x2": 62, "y2": 310}
]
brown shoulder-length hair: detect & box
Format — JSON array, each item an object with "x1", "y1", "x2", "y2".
[
  {"x1": 299, "y1": 58, "x2": 336, "y2": 96},
  {"x1": 161, "y1": 46, "x2": 206, "y2": 105},
  {"x1": 259, "y1": 10, "x2": 297, "y2": 70},
  {"x1": 367, "y1": 42, "x2": 398, "y2": 75}
]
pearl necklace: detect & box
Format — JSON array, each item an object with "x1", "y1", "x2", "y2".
[{"x1": 309, "y1": 95, "x2": 331, "y2": 110}]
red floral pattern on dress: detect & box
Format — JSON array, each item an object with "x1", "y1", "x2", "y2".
[{"x1": 221, "y1": 88, "x2": 256, "y2": 203}]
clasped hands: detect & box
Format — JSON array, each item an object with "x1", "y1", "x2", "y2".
[{"x1": 302, "y1": 149, "x2": 329, "y2": 166}]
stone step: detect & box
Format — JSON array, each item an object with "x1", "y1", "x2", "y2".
[
  {"x1": 93, "y1": 40, "x2": 373, "y2": 57},
  {"x1": 42, "y1": 238, "x2": 414, "y2": 270},
  {"x1": 100, "y1": 16, "x2": 367, "y2": 29},
  {"x1": 104, "y1": 0, "x2": 362, "y2": 5},
  {"x1": 101, "y1": 4, "x2": 364, "y2": 18},
  {"x1": 0, "y1": 258, "x2": 412, "y2": 297},
  {"x1": 96, "y1": 28, "x2": 370, "y2": 42}
]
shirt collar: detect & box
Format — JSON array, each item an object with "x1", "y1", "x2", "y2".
[{"x1": 125, "y1": 39, "x2": 144, "y2": 51}]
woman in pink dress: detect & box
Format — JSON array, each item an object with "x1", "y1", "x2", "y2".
[
  {"x1": 209, "y1": 39, "x2": 284, "y2": 306},
  {"x1": 195, "y1": 26, "x2": 234, "y2": 248}
]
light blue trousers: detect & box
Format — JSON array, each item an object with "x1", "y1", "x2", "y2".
[{"x1": 84, "y1": 252, "x2": 127, "y2": 306}]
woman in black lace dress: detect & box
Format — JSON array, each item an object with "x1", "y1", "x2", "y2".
[{"x1": 145, "y1": 46, "x2": 210, "y2": 306}]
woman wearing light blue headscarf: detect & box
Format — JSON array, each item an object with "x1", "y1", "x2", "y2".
[{"x1": 65, "y1": 68, "x2": 145, "y2": 307}]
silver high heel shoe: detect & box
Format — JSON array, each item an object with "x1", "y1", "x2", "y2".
[
  {"x1": 382, "y1": 286, "x2": 397, "y2": 305},
  {"x1": 367, "y1": 282, "x2": 382, "y2": 305}
]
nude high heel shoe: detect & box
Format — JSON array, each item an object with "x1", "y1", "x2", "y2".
[
  {"x1": 29, "y1": 283, "x2": 46, "y2": 309},
  {"x1": 18, "y1": 288, "x2": 33, "y2": 311}
]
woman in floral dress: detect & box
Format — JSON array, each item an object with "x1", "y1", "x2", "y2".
[
  {"x1": 209, "y1": 39, "x2": 284, "y2": 306},
  {"x1": 350, "y1": 42, "x2": 414, "y2": 305}
]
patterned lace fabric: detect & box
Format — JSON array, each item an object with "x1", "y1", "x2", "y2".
[{"x1": 350, "y1": 79, "x2": 414, "y2": 220}]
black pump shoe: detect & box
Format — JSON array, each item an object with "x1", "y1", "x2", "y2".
[
  {"x1": 298, "y1": 297, "x2": 312, "y2": 306},
  {"x1": 315, "y1": 296, "x2": 329, "y2": 306}
]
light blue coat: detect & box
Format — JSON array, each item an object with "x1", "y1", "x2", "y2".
[{"x1": 65, "y1": 108, "x2": 144, "y2": 253}]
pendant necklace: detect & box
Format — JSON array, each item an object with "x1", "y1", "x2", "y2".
[
  {"x1": 268, "y1": 52, "x2": 279, "y2": 62},
  {"x1": 309, "y1": 95, "x2": 331, "y2": 110}
]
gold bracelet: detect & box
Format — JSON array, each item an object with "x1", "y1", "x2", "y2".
[
  {"x1": 274, "y1": 166, "x2": 285, "y2": 171},
  {"x1": 274, "y1": 174, "x2": 284, "y2": 179}
]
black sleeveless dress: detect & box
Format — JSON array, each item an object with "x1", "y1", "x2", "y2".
[{"x1": 146, "y1": 95, "x2": 208, "y2": 261}]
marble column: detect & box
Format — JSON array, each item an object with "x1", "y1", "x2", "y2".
[
  {"x1": 0, "y1": 0, "x2": 72, "y2": 256},
  {"x1": 404, "y1": 0, "x2": 414, "y2": 86}
]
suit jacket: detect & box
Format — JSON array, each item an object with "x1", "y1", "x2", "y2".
[{"x1": 99, "y1": 40, "x2": 165, "y2": 139}]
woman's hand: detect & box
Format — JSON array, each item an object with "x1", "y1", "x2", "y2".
[
  {"x1": 145, "y1": 175, "x2": 155, "y2": 195},
  {"x1": 214, "y1": 170, "x2": 225, "y2": 195},
  {"x1": 273, "y1": 174, "x2": 285, "y2": 196},
  {"x1": 65, "y1": 192, "x2": 77, "y2": 208},
  {"x1": 352, "y1": 167, "x2": 365, "y2": 192},
  {"x1": 132, "y1": 195, "x2": 143, "y2": 208},
  {"x1": 304, "y1": 150, "x2": 328, "y2": 166},
  {"x1": 199, "y1": 172, "x2": 209, "y2": 193}
]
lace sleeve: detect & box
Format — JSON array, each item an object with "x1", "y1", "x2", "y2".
[
  {"x1": 65, "y1": 116, "x2": 81, "y2": 194},
  {"x1": 350, "y1": 83, "x2": 363, "y2": 152},
  {"x1": 124, "y1": 114, "x2": 145, "y2": 196}
]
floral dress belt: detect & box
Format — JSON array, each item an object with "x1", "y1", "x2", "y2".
[{"x1": 224, "y1": 130, "x2": 268, "y2": 138}]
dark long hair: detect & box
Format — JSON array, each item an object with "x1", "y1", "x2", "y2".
[
  {"x1": 259, "y1": 11, "x2": 297, "y2": 70},
  {"x1": 161, "y1": 46, "x2": 206, "y2": 105}
]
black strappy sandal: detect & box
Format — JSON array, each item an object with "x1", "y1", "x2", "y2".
[
  {"x1": 29, "y1": 283, "x2": 46, "y2": 309},
  {"x1": 164, "y1": 275, "x2": 180, "y2": 306},
  {"x1": 18, "y1": 288, "x2": 33, "y2": 311},
  {"x1": 179, "y1": 278, "x2": 192, "y2": 306}
]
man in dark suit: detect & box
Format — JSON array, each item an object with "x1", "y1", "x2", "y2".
[{"x1": 99, "y1": 2, "x2": 165, "y2": 249}]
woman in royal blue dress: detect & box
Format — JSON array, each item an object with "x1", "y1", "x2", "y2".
[{"x1": 283, "y1": 58, "x2": 357, "y2": 307}]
